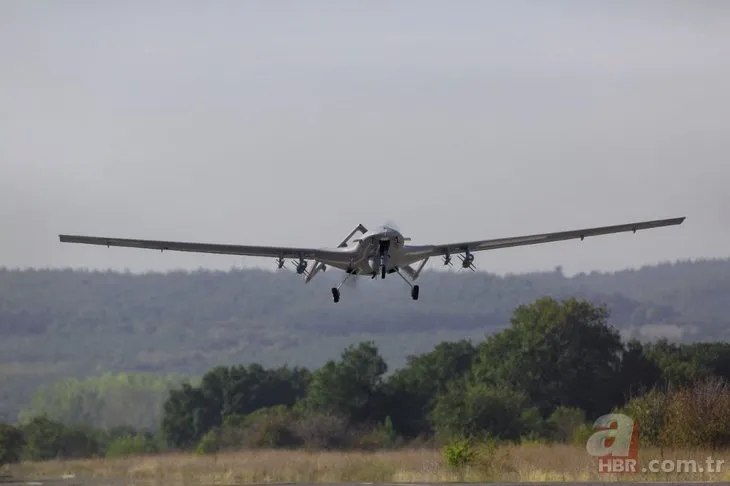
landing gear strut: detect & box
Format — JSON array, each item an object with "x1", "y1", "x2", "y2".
[{"x1": 378, "y1": 240, "x2": 390, "y2": 279}]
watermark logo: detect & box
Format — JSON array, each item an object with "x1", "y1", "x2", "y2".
[{"x1": 585, "y1": 413, "x2": 639, "y2": 473}]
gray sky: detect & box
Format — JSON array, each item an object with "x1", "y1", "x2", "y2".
[{"x1": 1, "y1": 1, "x2": 728, "y2": 276}]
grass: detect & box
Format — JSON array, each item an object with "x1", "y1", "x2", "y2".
[{"x1": 7, "y1": 444, "x2": 730, "y2": 484}]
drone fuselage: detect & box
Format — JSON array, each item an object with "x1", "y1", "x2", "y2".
[{"x1": 317, "y1": 225, "x2": 410, "y2": 276}]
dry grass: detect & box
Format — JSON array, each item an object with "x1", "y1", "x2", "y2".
[{"x1": 7, "y1": 444, "x2": 730, "y2": 484}]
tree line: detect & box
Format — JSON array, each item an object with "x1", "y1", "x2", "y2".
[
  {"x1": 2, "y1": 259, "x2": 729, "y2": 424},
  {"x1": 4, "y1": 296, "x2": 730, "y2": 465}
]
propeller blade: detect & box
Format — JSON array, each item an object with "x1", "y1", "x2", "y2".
[{"x1": 383, "y1": 219, "x2": 401, "y2": 232}]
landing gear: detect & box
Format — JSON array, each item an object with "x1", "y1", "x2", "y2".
[
  {"x1": 411, "y1": 285, "x2": 419, "y2": 300},
  {"x1": 395, "y1": 269, "x2": 420, "y2": 301},
  {"x1": 378, "y1": 240, "x2": 390, "y2": 280},
  {"x1": 331, "y1": 272, "x2": 353, "y2": 303}
]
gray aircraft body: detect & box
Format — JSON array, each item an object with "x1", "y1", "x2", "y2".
[{"x1": 59, "y1": 216, "x2": 685, "y2": 303}]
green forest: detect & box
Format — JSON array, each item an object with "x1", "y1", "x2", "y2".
[
  {"x1": 3, "y1": 295, "x2": 730, "y2": 466},
  {"x1": 1, "y1": 258, "x2": 730, "y2": 463},
  {"x1": 2, "y1": 258, "x2": 730, "y2": 424}
]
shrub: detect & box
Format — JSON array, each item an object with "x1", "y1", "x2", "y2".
[
  {"x1": 570, "y1": 423, "x2": 594, "y2": 447},
  {"x1": 106, "y1": 434, "x2": 158, "y2": 458},
  {"x1": 239, "y1": 406, "x2": 301, "y2": 448},
  {"x1": 196, "y1": 428, "x2": 221, "y2": 455},
  {"x1": 20, "y1": 416, "x2": 101, "y2": 460},
  {"x1": 546, "y1": 406, "x2": 586, "y2": 443},
  {"x1": 442, "y1": 437, "x2": 477, "y2": 470},
  {"x1": 617, "y1": 388, "x2": 669, "y2": 447},
  {"x1": 661, "y1": 377, "x2": 730, "y2": 449},
  {"x1": 290, "y1": 412, "x2": 350, "y2": 450},
  {"x1": 471, "y1": 437, "x2": 511, "y2": 478},
  {"x1": 432, "y1": 382, "x2": 533, "y2": 441},
  {"x1": 0, "y1": 424, "x2": 24, "y2": 467}
]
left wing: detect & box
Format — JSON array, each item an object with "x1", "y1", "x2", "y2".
[
  {"x1": 58, "y1": 234, "x2": 346, "y2": 261},
  {"x1": 403, "y1": 216, "x2": 686, "y2": 260}
]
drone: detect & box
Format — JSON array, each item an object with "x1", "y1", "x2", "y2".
[{"x1": 60, "y1": 216, "x2": 685, "y2": 303}]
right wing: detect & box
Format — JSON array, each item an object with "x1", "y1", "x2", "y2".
[
  {"x1": 58, "y1": 234, "x2": 345, "y2": 261},
  {"x1": 401, "y1": 216, "x2": 686, "y2": 262}
]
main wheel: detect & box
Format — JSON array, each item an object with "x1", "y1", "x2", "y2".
[
  {"x1": 411, "y1": 285, "x2": 419, "y2": 300},
  {"x1": 331, "y1": 287, "x2": 340, "y2": 303}
]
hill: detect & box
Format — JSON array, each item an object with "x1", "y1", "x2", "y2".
[{"x1": 1, "y1": 258, "x2": 729, "y2": 423}]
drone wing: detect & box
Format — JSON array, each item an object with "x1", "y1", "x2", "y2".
[
  {"x1": 58, "y1": 234, "x2": 345, "y2": 261},
  {"x1": 403, "y1": 216, "x2": 686, "y2": 261}
]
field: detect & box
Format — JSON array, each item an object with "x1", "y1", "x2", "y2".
[{"x1": 7, "y1": 445, "x2": 730, "y2": 484}]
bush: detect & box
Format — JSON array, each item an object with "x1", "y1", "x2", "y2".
[
  {"x1": 570, "y1": 423, "x2": 594, "y2": 447},
  {"x1": 432, "y1": 382, "x2": 533, "y2": 441},
  {"x1": 20, "y1": 415, "x2": 66, "y2": 461},
  {"x1": 290, "y1": 412, "x2": 350, "y2": 450},
  {"x1": 196, "y1": 409, "x2": 357, "y2": 453},
  {"x1": 345, "y1": 416, "x2": 398, "y2": 451},
  {"x1": 239, "y1": 406, "x2": 301, "y2": 448},
  {"x1": 0, "y1": 424, "x2": 24, "y2": 467},
  {"x1": 617, "y1": 388, "x2": 669, "y2": 447},
  {"x1": 471, "y1": 437, "x2": 511, "y2": 478},
  {"x1": 442, "y1": 437, "x2": 477, "y2": 470},
  {"x1": 546, "y1": 406, "x2": 586, "y2": 443},
  {"x1": 20, "y1": 416, "x2": 100, "y2": 460},
  {"x1": 196, "y1": 428, "x2": 221, "y2": 455},
  {"x1": 661, "y1": 377, "x2": 730, "y2": 449},
  {"x1": 106, "y1": 434, "x2": 158, "y2": 458}
]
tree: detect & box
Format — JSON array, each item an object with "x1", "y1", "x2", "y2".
[
  {"x1": 19, "y1": 372, "x2": 187, "y2": 431},
  {"x1": 385, "y1": 340, "x2": 477, "y2": 437},
  {"x1": 20, "y1": 415, "x2": 100, "y2": 460},
  {"x1": 473, "y1": 297, "x2": 624, "y2": 417},
  {"x1": 643, "y1": 340, "x2": 730, "y2": 386},
  {"x1": 431, "y1": 380, "x2": 537, "y2": 441},
  {"x1": 0, "y1": 424, "x2": 24, "y2": 467},
  {"x1": 161, "y1": 365, "x2": 310, "y2": 449},
  {"x1": 300, "y1": 341, "x2": 387, "y2": 424},
  {"x1": 161, "y1": 383, "x2": 209, "y2": 449},
  {"x1": 616, "y1": 339, "x2": 661, "y2": 403}
]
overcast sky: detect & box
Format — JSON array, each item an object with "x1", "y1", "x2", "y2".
[{"x1": 1, "y1": 1, "x2": 728, "y2": 276}]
